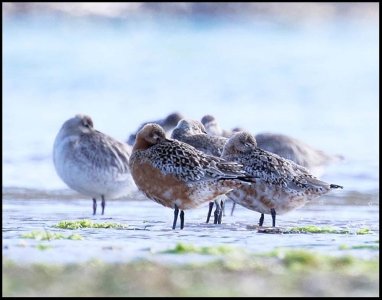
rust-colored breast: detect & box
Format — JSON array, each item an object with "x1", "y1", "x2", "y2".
[{"x1": 130, "y1": 161, "x2": 196, "y2": 209}]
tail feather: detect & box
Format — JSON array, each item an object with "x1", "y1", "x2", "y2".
[
  {"x1": 330, "y1": 184, "x2": 343, "y2": 189},
  {"x1": 307, "y1": 177, "x2": 343, "y2": 190},
  {"x1": 237, "y1": 175, "x2": 257, "y2": 183},
  {"x1": 218, "y1": 175, "x2": 257, "y2": 184}
]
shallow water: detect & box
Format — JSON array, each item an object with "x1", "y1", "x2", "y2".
[
  {"x1": 2, "y1": 15, "x2": 379, "y2": 266},
  {"x1": 3, "y1": 15, "x2": 379, "y2": 193},
  {"x1": 3, "y1": 188, "x2": 379, "y2": 264}
]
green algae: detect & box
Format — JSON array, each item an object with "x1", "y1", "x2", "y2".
[
  {"x1": 267, "y1": 248, "x2": 321, "y2": 268},
  {"x1": 265, "y1": 248, "x2": 351, "y2": 270},
  {"x1": 54, "y1": 219, "x2": 128, "y2": 230},
  {"x1": 162, "y1": 244, "x2": 379, "y2": 274},
  {"x1": 286, "y1": 225, "x2": 371, "y2": 234},
  {"x1": 3, "y1": 252, "x2": 379, "y2": 297},
  {"x1": 247, "y1": 225, "x2": 372, "y2": 234},
  {"x1": 351, "y1": 245, "x2": 379, "y2": 250},
  {"x1": 21, "y1": 231, "x2": 83, "y2": 241},
  {"x1": 355, "y1": 228, "x2": 371, "y2": 235},
  {"x1": 35, "y1": 244, "x2": 52, "y2": 251},
  {"x1": 261, "y1": 248, "x2": 378, "y2": 273},
  {"x1": 162, "y1": 243, "x2": 240, "y2": 255},
  {"x1": 339, "y1": 244, "x2": 379, "y2": 250}
]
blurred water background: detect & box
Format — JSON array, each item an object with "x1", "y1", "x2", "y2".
[
  {"x1": 2, "y1": 4, "x2": 379, "y2": 287},
  {"x1": 3, "y1": 3, "x2": 379, "y2": 197}
]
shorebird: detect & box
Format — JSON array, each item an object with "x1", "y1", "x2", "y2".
[
  {"x1": 202, "y1": 114, "x2": 343, "y2": 175},
  {"x1": 171, "y1": 119, "x2": 227, "y2": 157},
  {"x1": 129, "y1": 123, "x2": 255, "y2": 229},
  {"x1": 249, "y1": 132, "x2": 343, "y2": 176},
  {"x1": 53, "y1": 114, "x2": 133, "y2": 215},
  {"x1": 221, "y1": 131, "x2": 343, "y2": 227},
  {"x1": 127, "y1": 112, "x2": 184, "y2": 146},
  {"x1": 171, "y1": 119, "x2": 228, "y2": 224},
  {"x1": 229, "y1": 131, "x2": 344, "y2": 215},
  {"x1": 201, "y1": 114, "x2": 233, "y2": 138},
  {"x1": 202, "y1": 115, "x2": 344, "y2": 216}
]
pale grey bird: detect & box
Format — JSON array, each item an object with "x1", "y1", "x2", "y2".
[
  {"x1": 53, "y1": 114, "x2": 133, "y2": 215},
  {"x1": 201, "y1": 114, "x2": 234, "y2": 138},
  {"x1": 127, "y1": 112, "x2": 184, "y2": 146},
  {"x1": 171, "y1": 119, "x2": 227, "y2": 157}
]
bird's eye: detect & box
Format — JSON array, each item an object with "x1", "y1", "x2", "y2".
[{"x1": 82, "y1": 118, "x2": 93, "y2": 128}]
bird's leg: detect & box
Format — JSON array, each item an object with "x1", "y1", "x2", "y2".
[
  {"x1": 206, "y1": 202, "x2": 214, "y2": 223},
  {"x1": 230, "y1": 202, "x2": 236, "y2": 216},
  {"x1": 92, "y1": 198, "x2": 97, "y2": 215},
  {"x1": 218, "y1": 199, "x2": 224, "y2": 224},
  {"x1": 258, "y1": 213, "x2": 264, "y2": 226},
  {"x1": 213, "y1": 200, "x2": 221, "y2": 224},
  {"x1": 270, "y1": 208, "x2": 276, "y2": 227},
  {"x1": 172, "y1": 204, "x2": 179, "y2": 230},
  {"x1": 180, "y1": 210, "x2": 185, "y2": 230},
  {"x1": 101, "y1": 195, "x2": 106, "y2": 215}
]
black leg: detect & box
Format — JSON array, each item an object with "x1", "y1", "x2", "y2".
[
  {"x1": 206, "y1": 202, "x2": 214, "y2": 223},
  {"x1": 101, "y1": 195, "x2": 105, "y2": 215},
  {"x1": 259, "y1": 213, "x2": 264, "y2": 226},
  {"x1": 222, "y1": 198, "x2": 226, "y2": 217},
  {"x1": 271, "y1": 208, "x2": 276, "y2": 227},
  {"x1": 218, "y1": 199, "x2": 224, "y2": 224},
  {"x1": 180, "y1": 210, "x2": 185, "y2": 229},
  {"x1": 230, "y1": 202, "x2": 236, "y2": 216},
  {"x1": 92, "y1": 198, "x2": 97, "y2": 215},
  {"x1": 172, "y1": 205, "x2": 179, "y2": 230},
  {"x1": 213, "y1": 200, "x2": 221, "y2": 224}
]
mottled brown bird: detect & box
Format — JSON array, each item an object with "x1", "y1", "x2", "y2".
[
  {"x1": 222, "y1": 131, "x2": 343, "y2": 227},
  {"x1": 129, "y1": 123, "x2": 255, "y2": 229},
  {"x1": 171, "y1": 119, "x2": 229, "y2": 224}
]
